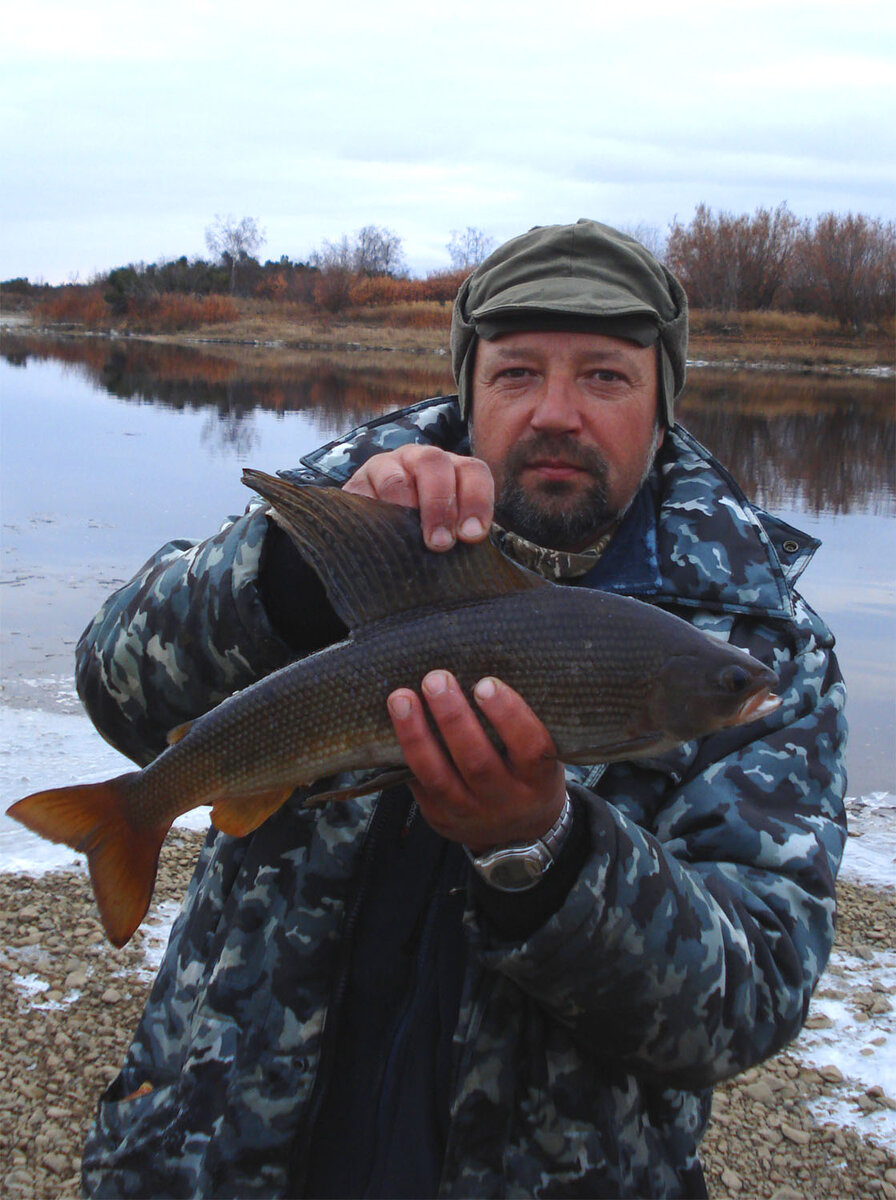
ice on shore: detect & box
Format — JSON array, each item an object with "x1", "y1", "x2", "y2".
[{"x1": 0, "y1": 706, "x2": 209, "y2": 874}]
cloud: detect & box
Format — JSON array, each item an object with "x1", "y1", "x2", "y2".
[{"x1": 2, "y1": 0, "x2": 894, "y2": 281}]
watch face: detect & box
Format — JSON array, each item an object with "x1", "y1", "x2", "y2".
[{"x1": 484, "y1": 849, "x2": 544, "y2": 891}]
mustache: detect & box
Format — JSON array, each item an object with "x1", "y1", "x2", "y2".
[{"x1": 503, "y1": 433, "x2": 609, "y2": 478}]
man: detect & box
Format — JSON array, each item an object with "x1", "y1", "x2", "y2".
[{"x1": 78, "y1": 220, "x2": 847, "y2": 1198}]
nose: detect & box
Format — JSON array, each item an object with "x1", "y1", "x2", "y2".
[{"x1": 529, "y1": 373, "x2": 583, "y2": 434}]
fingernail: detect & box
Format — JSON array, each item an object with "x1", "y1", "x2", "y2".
[
  {"x1": 474, "y1": 677, "x2": 497, "y2": 702},
  {"x1": 423, "y1": 670, "x2": 449, "y2": 696},
  {"x1": 388, "y1": 693, "x2": 412, "y2": 720},
  {"x1": 428, "y1": 526, "x2": 454, "y2": 550},
  {"x1": 459, "y1": 516, "x2": 484, "y2": 539}
]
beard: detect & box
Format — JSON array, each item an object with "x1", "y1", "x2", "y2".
[{"x1": 492, "y1": 433, "x2": 620, "y2": 551}]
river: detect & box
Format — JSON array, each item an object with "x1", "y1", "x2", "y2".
[{"x1": 1, "y1": 332, "x2": 893, "y2": 815}]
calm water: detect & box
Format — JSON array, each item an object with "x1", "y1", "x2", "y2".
[{"x1": 1, "y1": 332, "x2": 893, "y2": 797}]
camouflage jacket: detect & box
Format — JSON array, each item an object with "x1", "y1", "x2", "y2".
[{"x1": 78, "y1": 397, "x2": 847, "y2": 1199}]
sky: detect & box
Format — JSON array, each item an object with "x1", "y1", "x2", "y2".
[{"x1": 2, "y1": 0, "x2": 894, "y2": 284}]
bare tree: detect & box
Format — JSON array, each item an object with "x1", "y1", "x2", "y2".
[
  {"x1": 618, "y1": 222, "x2": 668, "y2": 262},
  {"x1": 205, "y1": 214, "x2": 267, "y2": 294},
  {"x1": 447, "y1": 227, "x2": 495, "y2": 271},
  {"x1": 666, "y1": 204, "x2": 798, "y2": 311},
  {"x1": 793, "y1": 213, "x2": 895, "y2": 330},
  {"x1": 352, "y1": 225, "x2": 406, "y2": 277},
  {"x1": 309, "y1": 236, "x2": 356, "y2": 313},
  {"x1": 308, "y1": 227, "x2": 406, "y2": 312}
]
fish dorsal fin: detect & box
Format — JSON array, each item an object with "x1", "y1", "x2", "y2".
[{"x1": 242, "y1": 469, "x2": 545, "y2": 629}]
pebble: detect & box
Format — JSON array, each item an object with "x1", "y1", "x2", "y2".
[{"x1": 2, "y1": 843, "x2": 895, "y2": 1200}]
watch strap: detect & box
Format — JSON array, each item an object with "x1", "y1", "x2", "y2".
[{"x1": 464, "y1": 792, "x2": 574, "y2": 892}]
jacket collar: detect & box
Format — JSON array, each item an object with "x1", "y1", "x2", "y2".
[{"x1": 582, "y1": 425, "x2": 819, "y2": 620}]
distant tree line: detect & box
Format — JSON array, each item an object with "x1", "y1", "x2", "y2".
[{"x1": 2, "y1": 208, "x2": 891, "y2": 332}]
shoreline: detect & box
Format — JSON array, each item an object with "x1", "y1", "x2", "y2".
[
  {"x1": 1, "y1": 838, "x2": 894, "y2": 1199},
  {"x1": 3, "y1": 309, "x2": 893, "y2": 380}
]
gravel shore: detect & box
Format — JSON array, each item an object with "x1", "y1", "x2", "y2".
[{"x1": 1, "y1": 831, "x2": 894, "y2": 1200}]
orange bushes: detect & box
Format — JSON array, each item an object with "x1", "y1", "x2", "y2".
[
  {"x1": 37, "y1": 286, "x2": 108, "y2": 326},
  {"x1": 346, "y1": 270, "x2": 468, "y2": 308},
  {"x1": 125, "y1": 294, "x2": 239, "y2": 332},
  {"x1": 36, "y1": 287, "x2": 238, "y2": 333},
  {"x1": 352, "y1": 301, "x2": 452, "y2": 330}
]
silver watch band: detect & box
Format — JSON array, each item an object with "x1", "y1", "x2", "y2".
[
  {"x1": 538, "y1": 791, "x2": 574, "y2": 858},
  {"x1": 464, "y1": 792, "x2": 575, "y2": 892}
]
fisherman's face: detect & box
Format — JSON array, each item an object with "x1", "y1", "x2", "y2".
[{"x1": 470, "y1": 330, "x2": 663, "y2": 551}]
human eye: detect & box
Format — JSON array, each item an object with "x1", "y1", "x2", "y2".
[
  {"x1": 585, "y1": 365, "x2": 629, "y2": 387},
  {"x1": 490, "y1": 364, "x2": 535, "y2": 386}
]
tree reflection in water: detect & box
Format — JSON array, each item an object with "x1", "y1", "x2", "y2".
[{"x1": 2, "y1": 333, "x2": 892, "y2": 517}]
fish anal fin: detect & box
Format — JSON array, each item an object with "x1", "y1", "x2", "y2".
[
  {"x1": 166, "y1": 720, "x2": 193, "y2": 746},
  {"x1": 210, "y1": 784, "x2": 297, "y2": 838},
  {"x1": 302, "y1": 767, "x2": 416, "y2": 807},
  {"x1": 6, "y1": 776, "x2": 170, "y2": 948},
  {"x1": 242, "y1": 470, "x2": 545, "y2": 631}
]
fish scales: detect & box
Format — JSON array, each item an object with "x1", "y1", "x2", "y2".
[{"x1": 6, "y1": 474, "x2": 781, "y2": 946}]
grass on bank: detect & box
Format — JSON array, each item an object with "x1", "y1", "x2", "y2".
[{"x1": 5, "y1": 287, "x2": 893, "y2": 368}]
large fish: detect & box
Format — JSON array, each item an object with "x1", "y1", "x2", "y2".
[{"x1": 7, "y1": 470, "x2": 780, "y2": 947}]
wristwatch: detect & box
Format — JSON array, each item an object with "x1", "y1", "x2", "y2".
[{"x1": 464, "y1": 793, "x2": 574, "y2": 892}]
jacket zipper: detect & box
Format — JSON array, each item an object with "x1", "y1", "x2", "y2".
[{"x1": 288, "y1": 797, "x2": 393, "y2": 1195}]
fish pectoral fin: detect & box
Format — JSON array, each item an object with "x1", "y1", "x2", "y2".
[
  {"x1": 166, "y1": 720, "x2": 194, "y2": 746},
  {"x1": 210, "y1": 784, "x2": 298, "y2": 838},
  {"x1": 302, "y1": 767, "x2": 417, "y2": 807}
]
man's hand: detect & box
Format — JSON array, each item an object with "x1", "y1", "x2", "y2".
[
  {"x1": 387, "y1": 671, "x2": 567, "y2": 853},
  {"x1": 344, "y1": 445, "x2": 494, "y2": 551}
]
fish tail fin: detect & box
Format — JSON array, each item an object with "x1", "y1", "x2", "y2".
[{"x1": 6, "y1": 775, "x2": 171, "y2": 948}]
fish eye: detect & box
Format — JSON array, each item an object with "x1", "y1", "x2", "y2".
[{"x1": 720, "y1": 665, "x2": 751, "y2": 694}]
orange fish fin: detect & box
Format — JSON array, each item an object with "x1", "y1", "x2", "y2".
[
  {"x1": 166, "y1": 720, "x2": 193, "y2": 746},
  {"x1": 6, "y1": 776, "x2": 170, "y2": 949},
  {"x1": 210, "y1": 784, "x2": 297, "y2": 838}
]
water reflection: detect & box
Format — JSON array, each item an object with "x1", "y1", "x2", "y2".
[
  {"x1": 2, "y1": 332, "x2": 893, "y2": 517},
  {"x1": 679, "y1": 371, "x2": 894, "y2": 516}
]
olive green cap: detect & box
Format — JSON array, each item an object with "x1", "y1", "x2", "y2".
[{"x1": 450, "y1": 218, "x2": 688, "y2": 425}]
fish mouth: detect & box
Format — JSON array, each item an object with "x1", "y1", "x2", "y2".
[{"x1": 725, "y1": 687, "x2": 782, "y2": 727}]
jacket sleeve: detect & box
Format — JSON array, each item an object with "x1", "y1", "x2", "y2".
[
  {"x1": 75, "y1": 504, "x2": 298, "y2": 766},
  {"x1": 466, "y1": 595, "x2": 848, "y2": 1090}
]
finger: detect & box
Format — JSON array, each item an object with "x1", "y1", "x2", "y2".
[
  {"x1": 454, "y1": 459, "x2": 495, "y2": 543},
  {"x1": 408, "y1": 449, "x2": 465, "y2": 551},
  {"x1": 386, "y1": 686, "x2": 468, "y2": 801},
  {"x1": 419, "y1": 670, "x2": 511, "y2": 794},
  {"x1": 472, "y1": 677, "x2": 559, "y2": 778},
  {"x1": 343, "y1": 456, "x2": 418, "y2": 508}
]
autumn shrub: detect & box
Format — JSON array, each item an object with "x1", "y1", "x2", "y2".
[
  {"x1": 352, "y1": 301, "x2": 452, "y2": 330},
  {"x1": 126, "y1": 293, "x2": 239, "y2": 332},
  {"x1": 37, "y1": 286, "x2": 108, "y2": 326},
  {"x1": 254, "y1": 271, "x2": 290, "y2": 301},
  {"x1": 418, "y1": 268, "x2": 468, "y2": 302},
  {"x1": 348, "y1": 275, "x2": 423, "y2": 306}
]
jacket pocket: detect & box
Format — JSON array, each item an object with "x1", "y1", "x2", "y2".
[{"x1": 82, "y1": 1080, "x2": 194, "y2": 1199}]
